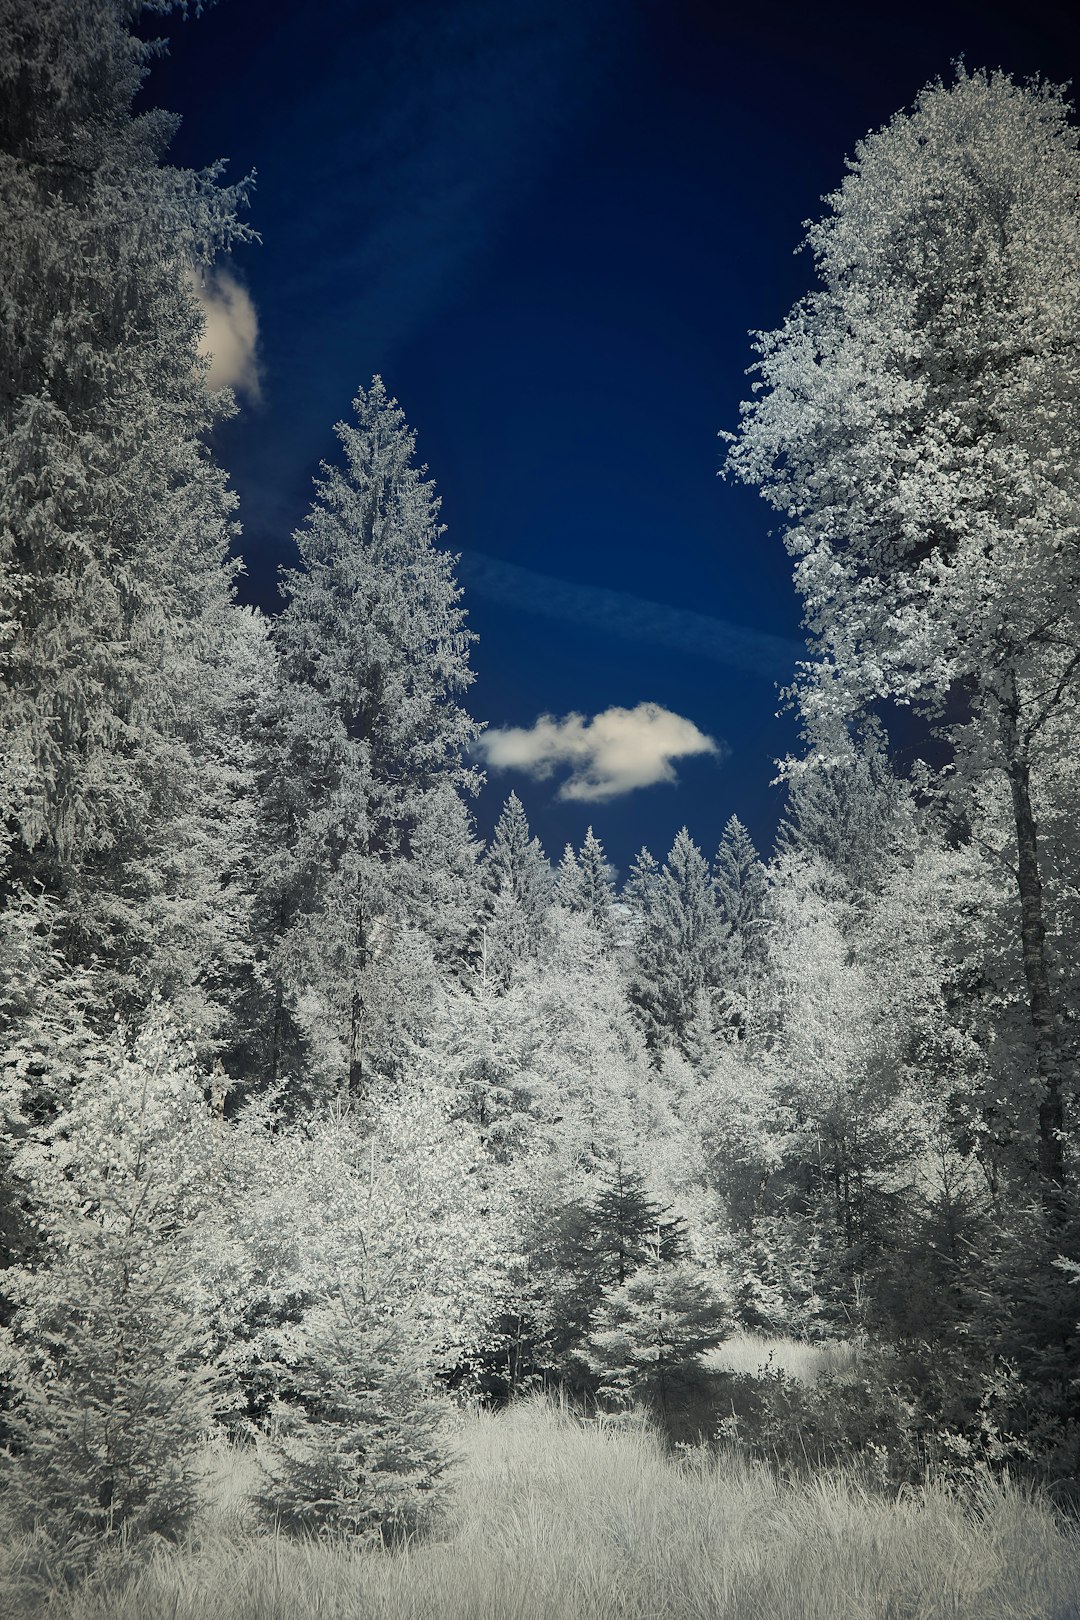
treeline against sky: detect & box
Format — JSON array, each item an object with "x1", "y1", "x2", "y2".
[{"x1": 2, "y1": 0, "x2": 1080, "y2": 1576}]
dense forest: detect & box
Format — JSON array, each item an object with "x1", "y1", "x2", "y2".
[{"x1": 2, "y1": 0, "x2": 1080, "y2": 1605}]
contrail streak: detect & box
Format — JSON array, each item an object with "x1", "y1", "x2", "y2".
[{"x1": 456, "y1": 550, "x2": 803, "y2": 682}]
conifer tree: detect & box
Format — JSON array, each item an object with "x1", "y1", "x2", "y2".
[
  {"x1": 713, "y1": 816, "x2": 766, "y2": 952},
  {"x1": 0, "y1": 0, "x2": 257, "y2": 1035},
  {"x1": 712, "y1": 815, "x2": 768, "y2": 1039},
  {"x1": 775, "y1": 726, "x2": 911, "y2": 903},
  {"x1": 399, "y1": 781, "x2": 484, "y2": 979},
  {"x1": 575, "y1": 827, "x2": 618, "y2": 943},
  {"x1": 265, "y1": 378, "x2": 480, "y2": 1095},
  {"x1": 626, "y1": 829, "x2": 723, "y2": 1058},
  {"x1": 481, "y1": 792, "x2": 553, "y2": 983},
  {"x1": 589, "y1": 1160, "x2": 688, "y2": 1287},
  {"x1": 0, "y1": 880, "x2": 104, "y2": 1271},
  {"x1": 535, "y1": 1158, "x2": 688, "y2": 1375},
  {"x1": 555, "y1": 843, "x2": 583, "y2": 906},
  {"x1": 1, "y1": 1012, "x2": 220, "y2": 1557},
  {"x1": 257, "y1": 1290, "x2": 451, "y2": 1543},
  {"x1": 554, "y1": 828, "x2": 617, "y2": 944},
  {"x1": 585, "y1": 1257, "x2": 728, "y2": 1417}
]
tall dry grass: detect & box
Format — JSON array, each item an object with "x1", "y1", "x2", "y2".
[
  {"x1": 3, "y1": 1395, "x2": 1078, "y2": 1619},
  {"x1": 703, "y1": 1331, "x2": 858, "y2": 1385}
]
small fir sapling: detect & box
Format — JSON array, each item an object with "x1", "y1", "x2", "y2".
[
  {"x1": 0, "y1": 1011, "x2": 221, "y2": 1557},
  {"x1": 256, "y1": 1290, "x2": 452, "y2": 1542},
  {"x1": 533, "y1": 1159, "x2": 692, "y2": 1379},
  {"x1": 584, "y1": 1254, "x2": 729, "y2": 1418}
]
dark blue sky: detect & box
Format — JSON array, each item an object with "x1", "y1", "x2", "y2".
[{"x1": 144, "y1": 0, "x2": 1080, "y2": 878}]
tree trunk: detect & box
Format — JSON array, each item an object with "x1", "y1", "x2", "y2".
[
  {"x1": 347, "y1": 988, "x2": 363, "y2": 1101},
  {"x1": 271, "y1": 989, "x2": 285, "y2": 1086},
  {"x1": 999, "y1": 681, "x2": 1065, "y2": 1195}
]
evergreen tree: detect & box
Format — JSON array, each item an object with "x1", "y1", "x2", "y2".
[
  {"x1": 0, "y1": 879, "x2": 104, "y2": 1273},
  {"x1": 535, "y1": 1158, "x2": 688, "y2": 1376},
  {"x1": 423, "y1": 942, "x2": 555, "y2": 1160},
  {"x1": 712, "y1": 815, "x2": 768, "y2": 1040},
  {"x1": 265, "y1": 378, "x2": 480, "y2": 1096},
  {"x1": 399, "y1": 781, "x2": 484, "y2": 979},
  {"x1": 554, "y1": 843, "x2": 583, "y2": 907},
  {"x1": 257, "y1": 1290, "x2": 451, "y2": 1543},
  {"x1": 589, "y1": 1159, "x2": 688, "y2": 1287},
  {"x1": 1, "y1": 1013, "x2": 220, "y2": 1559},
  {"x1": 575, "y1": 827, "x2": 618, "y2": 943},
  {"x1": 713, "y1": 816, "x2": 766, "y2": 953},
  {"x1": 775, "y1": 725, "x2": 911, "y2": 903},
  {"x1": 626, "y1": 828, "x2": 723, "y2": 1059},
  {"x1": 0, "y1": 0, "x2": 256, "y2": 1035},
  {"x1": 481, "y1": 792, "x2": 553, "y2": 983},
  {"x1": 585, "y1": 1257, "x2": 728, "y2": 1418},
  {"x1": 554, "y1": 828, "x2": 616, "y2": 944}
]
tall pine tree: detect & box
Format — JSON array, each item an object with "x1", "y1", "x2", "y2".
[{"x1": 626, "y1": 828, "x2": 723, "y2": 1059}]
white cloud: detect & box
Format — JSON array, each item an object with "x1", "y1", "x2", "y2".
[
  {"x1": 478, "y1": 702, "x2": 723, "y2": 802},
  {"x1": 190, "y1": 268, "x2": 261, "y2": 400}
]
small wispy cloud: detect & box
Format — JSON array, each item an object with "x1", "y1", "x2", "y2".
[
  {"x1": 190, "y1": 268, "x2": 261, "y2": 400},
  {"x1": 457, "y1": 551, "x2": 802, "y2": 682},
  {"x1": 478, "y1": 702, "x2": 723, "y2": 802}
]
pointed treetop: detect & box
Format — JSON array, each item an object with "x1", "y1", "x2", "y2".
[
  {"x1": 713, "y1": 815, "x2": 765, "y2": 935},
  {"x1": 624, "y1": 846, "x2": 660, "y2": 912},
  {"x1": 555, "y1": 843, "x2": 582, "y2": 909}
]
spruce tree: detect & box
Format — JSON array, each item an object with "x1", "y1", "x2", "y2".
[
  {"x1": 713, "y1": 816, "x2": 766, "y2": 952},
  {"x1": 712, "y1": 815, "x2": 767, "y2": 1039},
  {"x1": 257, "y1": 1291, "x2": 451, "y2": 1543},
  {"x1": 775, "y1": 726, "x2": 910, "y2": 903},
  {"x1": 481, "y1": 792, "x2": 553, "y2": 983},
  {"x1": 589, "y1": 1159, "x2": 687, "y2": 1286},
  {"x1": 626, "y1": 829, "x2": 723, "y2": 1058},
  {"x1": 585, "y1": 1257, "x2": 728, "y2": 1417},
  {"x1": 1, "y1": 1013, "x2": 220, "y2": 1558},
  {"x1": 265, "y1": 378, "x2": 480, "y2": 1096},
  {"x1": 537, "y1": 1158, "x2": 687, "y2": 1375},
  {"x1": 554, "y1": 828, "x2": 617, "y2": 942},
  {"x1": 554, "y1": 843, "x2": 583, "y2": 907},
  {"x1": 0, "y1": 0, "x2": 257, "y2": 1037},
  {"x1": 575, "y1": 827, "x2": 618, "y2": 944}
]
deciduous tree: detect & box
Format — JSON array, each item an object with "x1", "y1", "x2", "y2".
[{"x1": 726, "y1": 69, "x2": 1080, "y2": 1192}]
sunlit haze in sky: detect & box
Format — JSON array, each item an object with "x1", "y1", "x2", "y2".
[{"x1": 142, "y1": 0, "x2": 1080, "y2": 877}]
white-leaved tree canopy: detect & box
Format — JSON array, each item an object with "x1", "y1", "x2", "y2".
[{"x1": 725, "y1": 68, "x2": 1080, "y2": 1193}]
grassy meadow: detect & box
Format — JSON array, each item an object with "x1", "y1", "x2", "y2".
[{"x1": 4, "y1": 1391, "x2": 1079, "y2": 1620}]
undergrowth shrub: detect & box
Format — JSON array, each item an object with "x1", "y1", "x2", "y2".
[{"x1": 711, "y1": 1343, "x2": 1053, "y2": 1492}]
